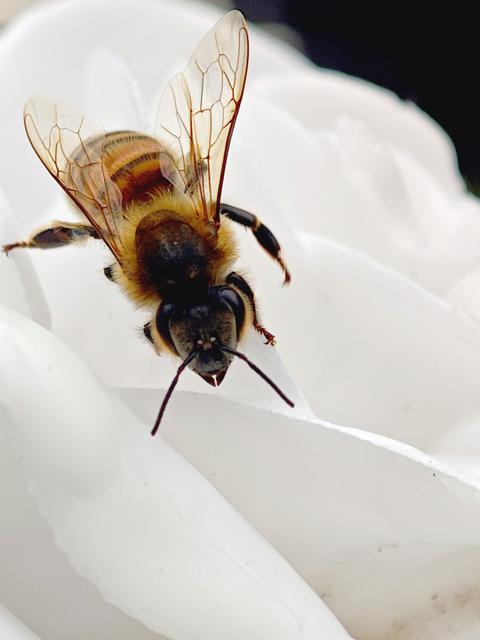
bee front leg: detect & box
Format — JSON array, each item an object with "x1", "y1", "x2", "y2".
[
  {"x1": 3, "y1": 221, "x2": 100, "y2": 254},
  {"x1": 226, "y1": 271, "x2": 276, "y2": 345},
  {"x1": 220, "y1": 204, "x2": 291, "y2": 285}
]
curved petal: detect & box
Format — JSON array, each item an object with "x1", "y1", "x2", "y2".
[
  {"x1": 250, "y1": 232, "x2": 480, "y2": 456},
  {"x1": 0, "y1": 190, "x2": 49, "y2": 325},
  {"x1": 0, "y1": 606, "x2": 43, "y2": 640},
  {"x1": 0, "y1": 307, "x2": 351, "y2": 640},
  {"x1": 159, "y1": 389, "x2": 480, "y2": 639},
  {"x1": 233, "y1": 94, "x2": 480, "y2": 305},
  {"x1": 252, "y1": 69, "x2": 463, "y2": 194}
]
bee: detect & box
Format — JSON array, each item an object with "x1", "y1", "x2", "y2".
[{"x1": 3, "y1": 10, "x2": 294, "y2": 433}]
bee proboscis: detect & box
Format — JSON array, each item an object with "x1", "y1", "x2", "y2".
[{"x1": 3, "y1": 10, "x2": 294, "y2": 432}]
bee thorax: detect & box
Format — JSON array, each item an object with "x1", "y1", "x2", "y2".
[{"x1": 135, "y1": 213, "x2": 209, "y2": 297}]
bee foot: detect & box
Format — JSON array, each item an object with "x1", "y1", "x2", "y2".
[
  {"x1": 104, "y1": 264, "x2": 115, "y2": 281},
  {"x1": 2, "y1": 241, "x2": 29, "y2": 255},
  {"x1": 255, "y1": 324, "x2": 276, "y2": 346}
]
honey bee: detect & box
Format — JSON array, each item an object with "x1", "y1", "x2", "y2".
[{"x1": 3, "y1": 10, "x2": 294, "y2": 433}]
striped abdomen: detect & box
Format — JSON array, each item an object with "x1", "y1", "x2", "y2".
[
  {"x1": 101, "y1": 131, "x2": 172, "y2": 206},
  {"x1": 69, "y1": 130, "x2": 172, "y2": 227}
]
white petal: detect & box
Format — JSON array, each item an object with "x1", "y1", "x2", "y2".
[
  {"x1": 0, "y1": 190, "x2": 49, "y2": 325},
  {"x1": 234, "y1": 96, "x2": 480, "y2": 307},
  {"x1": 232, "y1": 95, "x2": 410, "y2": 266},
  {"x1": 0, "y1": 307, "x2": 351, "y2": 640},
  {"x1": 391, "y1": 148, "x2": 480, "y2": 295},
  {"x1": 84, "y1": 47, "x2": 152, "y2": 133},
  {"x1": 0, "y1": 606, "x2": 43, "y2": 640},
  {"x1": 253, "y1": 69, "x2": 462, "y2": 194},
  {"x1": 255, "y1": 232, "x2": 480, "y2": 450},
  {"x1": 219, "y1": 221, "x2": 480, "y2": 483},
  {"x1": 446, "y1": 267, "x2": 480, "y2": 323},
  {"x1": 160, "y1": 389, "x2": 480, "y2": 639},
  {"x1": 0, "y1": 391, "x2": 165, "y2": 640}
]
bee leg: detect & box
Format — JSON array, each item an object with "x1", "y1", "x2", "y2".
[
  {"x1": 104, "y1": 265, "x2": 116, "y2": 281},
  {"x1": 2, "y1": 221, "x2": 99, "y2": 255},
  {"x1": 226, "y1": 271, "x2": 276, "y2": 346},
  {"x1": 142, "y1": 320, "x2": 163, "y2": 355},
  {"x1": 219, "y1": 204, "x2": 291, "y2": 285},
  {"x1": 143, "y1": 322, "x2": 154, "y2": 344}
]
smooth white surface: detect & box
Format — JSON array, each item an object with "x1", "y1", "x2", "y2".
[{"x1": 0, "y1": 606, "x2": 43, "y2": 640}]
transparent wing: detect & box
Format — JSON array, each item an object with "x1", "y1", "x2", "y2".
[
  {"x1": 155, "y1": 10, "x2": 249, "y2": 226},
  {"x1": 24, "y1": 96, "x2": 124, "y2": 261}
]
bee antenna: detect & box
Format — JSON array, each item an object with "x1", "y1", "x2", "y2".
[
  {"x1": 151, "y1": 350, "x2": 198, "y2": 436},
  {"x1": 220, "y1": 346, "x2": 295, "y2": 409}
]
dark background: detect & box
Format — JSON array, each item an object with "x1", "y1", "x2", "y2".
[{"x1": 234, "y1": 1, "x2": 479, "y2": 192}]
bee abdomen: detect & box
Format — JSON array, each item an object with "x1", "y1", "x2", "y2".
[
  {"x1": 105, "y1": 132, "x2": 172, "y2": 206},
  {"x1": 72, "y1": 131, "x2": 172, "y2": 210}
]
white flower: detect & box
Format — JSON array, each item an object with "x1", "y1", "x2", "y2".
[{"x1": 2, "y1": 1, "x2": 480, "y2": 639}]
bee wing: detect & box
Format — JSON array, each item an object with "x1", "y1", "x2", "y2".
[
  {"x1": 155, "y1": 10, "x2": 249, "y2": 226},
  {"x1": 24, "y1": 96, "x2": 124, "y2": 262}
]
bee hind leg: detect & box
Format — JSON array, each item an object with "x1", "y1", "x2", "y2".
[
  {"x1": 226, "y1": 271, "x2": 276, "y2": 346},
  {"x1": 219, "y1": 204, "x2": 291, "y2": 285},
  {"x1": 3, "y1": 221, "x2": 100, "y2": 255}
]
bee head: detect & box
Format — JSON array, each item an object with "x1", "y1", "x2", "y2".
[
  {"x1": 149, "y1": 286, "x2": 294, "y2": 437},
  {"x1": 155, "y1": 286, "x2": 245, "y2": 385}
]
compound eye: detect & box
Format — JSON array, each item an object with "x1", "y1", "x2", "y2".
[
  {"x1": 217, "y1": 287, "x2": 245, "y2": 339},
  {"x1": 155, "y1": 302, "x2": 178, "y2": 353}
]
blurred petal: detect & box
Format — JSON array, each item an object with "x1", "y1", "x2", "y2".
[
  {"x1": 84, "y1": 47, "x2": 152, "y2": 133},
  {"x1": 231, "y1": 95, "x2": 410, "y2": 265},
  {"x1": 391, "y1": 148, "x2": 480, "y2": 295},
  {"x1": 253, "y1": 69, "x2": 462, "y2": 194},
  {"x1": 234, "y1": 94, "x2": 480, "y2": 305}
]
